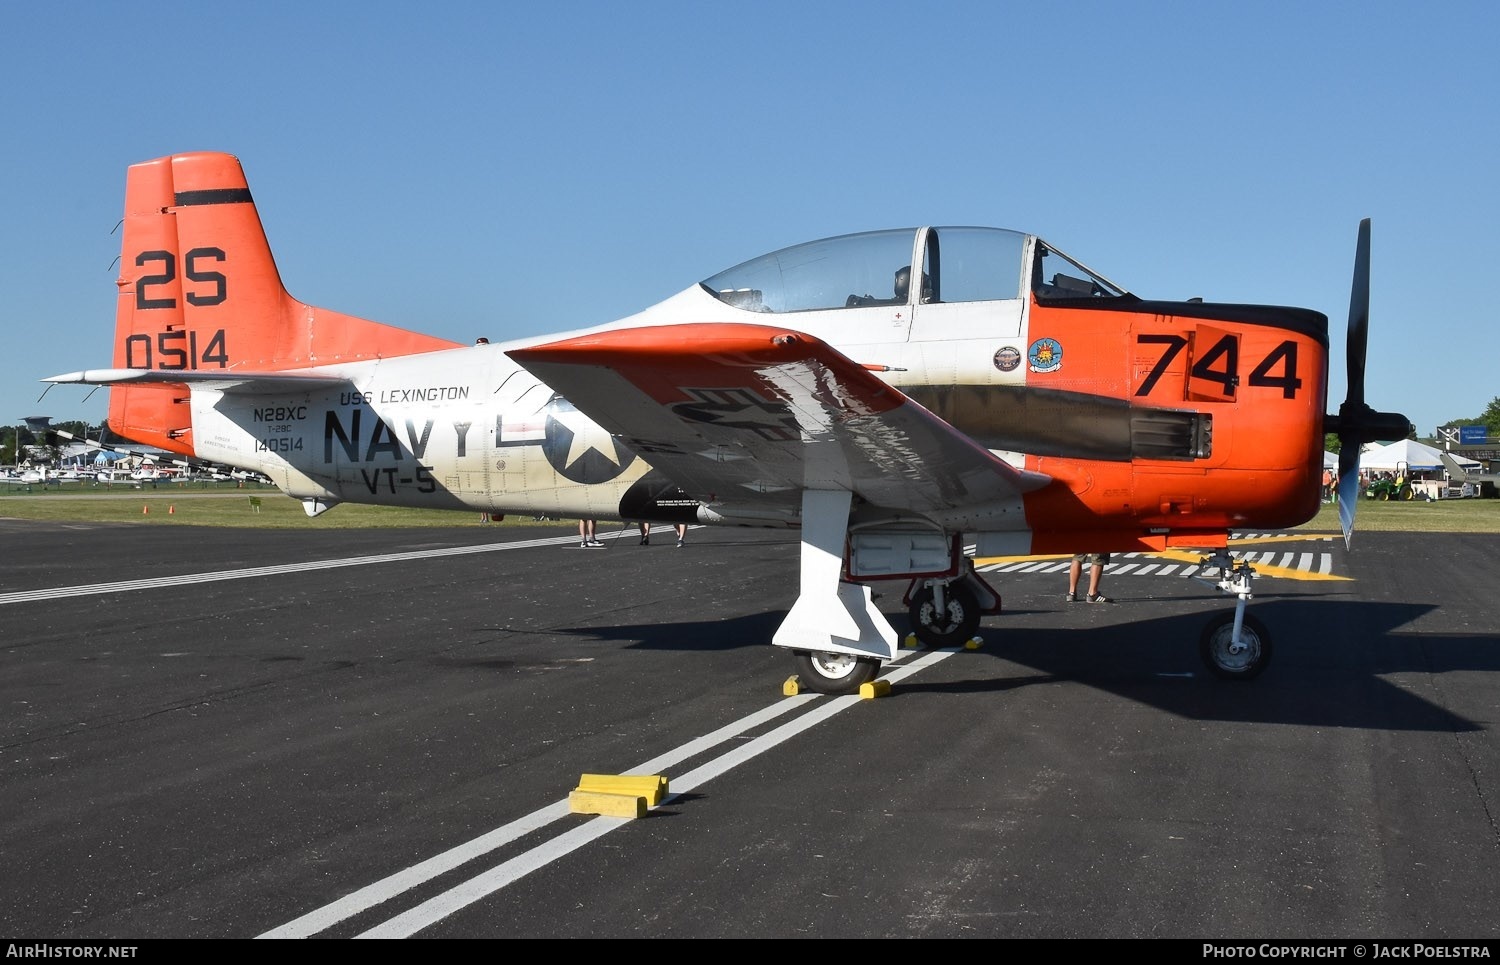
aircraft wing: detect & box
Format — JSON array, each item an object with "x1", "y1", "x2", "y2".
[
  {"x1": 508, "y1": 323, "x2": 1052, "y2": 515},
  {"x1": 43, "y1": 368, "x2": 351, "y2": 394}
]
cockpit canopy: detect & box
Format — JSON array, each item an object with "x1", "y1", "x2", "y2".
[{"x1": 700, "y1": 226, "x2": 1128, "y2": 314}]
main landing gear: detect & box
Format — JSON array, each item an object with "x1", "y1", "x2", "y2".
[
  {"x1": 1195, "y1": 549, "x2": 1272, "y2": 680},
  {"x1": 774, "y1": 494, "x2": 1005, "y2": 696},
  {"x1": 789, "y1": 561, "x2": 1001, "y2": 695},
  {"x1": 792, "y1": 649, "x2": 881, "y2": 694},
  {"x1": 786, "y1": 567, "x2": 1008, "y2": 693}
]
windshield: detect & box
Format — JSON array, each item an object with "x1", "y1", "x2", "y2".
[{"x1": 1031, "y1": 242, "x2": 1127, "y2": 300}]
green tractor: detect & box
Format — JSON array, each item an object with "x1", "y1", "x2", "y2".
[{"x1": 1366, "y1": 466, "x2": 1415, "y2": 501}]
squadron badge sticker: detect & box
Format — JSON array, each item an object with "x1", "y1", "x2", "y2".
[
  {"x1": 1027, "y1": 338, "x2": 1063, "y2": 373},
  {"x1": 993, "y1": 345, "x2": 1022, "y2": 372}
]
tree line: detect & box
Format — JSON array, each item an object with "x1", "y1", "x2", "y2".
[{"x1": 2, "y1": 420, "x2": 96, "y2": 466}]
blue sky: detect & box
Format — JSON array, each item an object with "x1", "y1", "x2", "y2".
[{"x1": 3, "y1": 1, "x2": 1495, "y2": 439}]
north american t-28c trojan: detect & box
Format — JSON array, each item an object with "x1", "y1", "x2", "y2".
[{"x1": 45, "y1": 152, "x2": 1410, "y2": 694}]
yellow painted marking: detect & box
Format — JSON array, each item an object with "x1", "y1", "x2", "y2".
[
  {"x1": 1147, "y1": 547, "x2": 1351, "y2": 582},
  {"x1": 971, "y1": 553, "x2": 1069, "y2": 565},
  {"x1": 972, "y1": 531, "x2": 1350, "y2": 582},
  {"x1": 1246, "y1": 566, "x2": 1350, "y2": 583},
  {"x1": 1228, "y1": 532, "x2": 1337, "y2": 546}
]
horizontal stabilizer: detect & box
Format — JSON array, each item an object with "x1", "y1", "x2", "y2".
[{"x1": 44, "y1": 368, "x2": 351, "y2": 394}]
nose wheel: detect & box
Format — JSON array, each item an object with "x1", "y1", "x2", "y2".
[
  {"x1": 1195, "y1": 550, "x2": 1272, "y2": 680},
  {"x1": 1199, "y1": 611, "x2": 1272, "y2": 680}
]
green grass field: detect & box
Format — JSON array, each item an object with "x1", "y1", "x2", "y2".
[
  {"x1": 1294, "y1": 498, "x2": 1500, "y2": 533},
  {"x1": 0, "y1": 484, "x2": 568, "y2": 529},
  {"x1": 2, "y1": 485, "x2": 1497, "y2": 532}
]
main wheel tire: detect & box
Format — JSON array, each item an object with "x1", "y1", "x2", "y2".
[
  {"x1": 1199, "y1": 612, "x2": 1272, "y2": 681},
  {"x1": 1378, "y1": 489, "x2": 1391, "y2": 501},
  {"x1": 793, "y1": 650, "x2": 880, "y2": 696},
  {"x1": 1400, "y1": 485, "x2": 1414, "y2": 500},
  {"x1": 908, "y1": 582, "x2": 981, "y2": 649}
]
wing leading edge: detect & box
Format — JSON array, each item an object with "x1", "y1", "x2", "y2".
[{"x1": 508, "y1": 323, "x2": 1052, "y2": 522}]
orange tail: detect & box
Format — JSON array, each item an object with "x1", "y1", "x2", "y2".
[{"x1": 108, "y1": 152, "x2": 460, "y2": 454}]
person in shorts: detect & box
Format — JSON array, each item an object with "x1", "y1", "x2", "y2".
[{"x1": 1067, "y1": 553, "x2": 1111, "y2": 603}]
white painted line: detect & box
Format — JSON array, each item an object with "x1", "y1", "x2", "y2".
[
  {"x1": 0, "y1": 534, "x2": 587, "y2": 606},
  {"x1": 264, "y1": 649, "x2": 955, "y2": 938}
]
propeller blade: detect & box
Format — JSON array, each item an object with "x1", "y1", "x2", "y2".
[
  {"x1": 1345, "y1": 219, "x2": 1371, "y2": 409},
  {"x1": 1336, "y1": 446, "x2": 1361, "y2": 548}
]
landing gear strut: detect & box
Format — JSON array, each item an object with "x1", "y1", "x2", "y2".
[{"x1": 1195, "y1": 550, "x2": 1273, "y2": 680}]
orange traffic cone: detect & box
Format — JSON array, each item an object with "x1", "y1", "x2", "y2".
[
  {"x1": 142, "y1": 505, "x2": 149, "y2": 515},
  {"x1": 168, "y1": 505, "x2": 175, "y2": 514}
]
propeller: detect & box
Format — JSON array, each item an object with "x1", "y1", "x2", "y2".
[{"x1": 1323, "y1": 219, "x2": 1413, "y2": 547}]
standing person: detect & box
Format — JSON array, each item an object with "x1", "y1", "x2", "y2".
[
  {"x1": 673, "y1": 522, "x2": 687, "y2": 547},
  {"x1": 638, "y1": 521, "x2": 651, "y2": 545},
  {"x1": 579, "y1": 518, "x2": 603, "y2": 548},
  {"x1": 1066, "y1": 553, "x2": 1111, "y2": 603}
]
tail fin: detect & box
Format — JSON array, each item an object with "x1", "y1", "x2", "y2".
[
  {"x1": 1439, "y1": 452, "x2": 1473, "y2": 482},
  {"x1": 108, "y1": 152, "x2": 460, "y2": 453}
]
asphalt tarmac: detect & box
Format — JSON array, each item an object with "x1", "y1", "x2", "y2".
[{"x1": 1, "y1": 518, "x2": 1497, "y2": 940}]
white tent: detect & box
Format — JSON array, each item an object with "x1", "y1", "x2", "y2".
[
  {"x1": 1360, "y1": 439, "x2": 1479, "y2": 471},
  {"x1": 1324, "y1": 451, "x2": 1339, "y2": 469}
]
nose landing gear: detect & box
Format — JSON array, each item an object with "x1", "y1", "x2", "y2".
[{"x1": 1195, "y1": 550, "x2": 1273, "y2": 680}]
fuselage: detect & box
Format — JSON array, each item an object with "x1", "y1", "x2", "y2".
[{"x1": 175, "y1": 225, "x2": 1330, "y2": 547}]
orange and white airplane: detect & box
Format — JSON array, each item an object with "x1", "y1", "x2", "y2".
[{"x1": 44, "y1": 152, "x2": 1409, "y2": 694}]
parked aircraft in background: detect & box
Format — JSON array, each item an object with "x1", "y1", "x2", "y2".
[
  {"x1": 0, "y1": 468, "x2": 90, "y2": 486},
  {"x1": 43, "y1": 152, "x2": 1409, "y2": 693},
  {"x1": 1439, "y1": 452, "x2": 1500, "y2": 493},
  {"x1": 0, "y1": 469, "x2": 47, "y2": 485}
]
